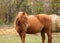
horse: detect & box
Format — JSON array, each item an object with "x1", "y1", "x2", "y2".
[
  {"x1": 50, "y1": 14, "x2": 60, "y2": 32},
  {"x1": 49, "y1": 14, "x2": 58, "y2": 32},
  {"x1": 14, "y1": 12, "x2": 52, "y2": 43},
  {"x1": 56, "y1": 16, "x2": 60, "y2": 32}
]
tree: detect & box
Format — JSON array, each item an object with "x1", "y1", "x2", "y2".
[{"x1": 51, "y1": 0, "x2": 60, "y2": 15}]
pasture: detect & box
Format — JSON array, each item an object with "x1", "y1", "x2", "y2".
[{"x1": 0, "y1": 26, "x2": 60, "y2": 43}]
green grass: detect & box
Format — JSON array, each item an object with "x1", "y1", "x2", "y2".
[
  {"x1": 0, "y1": 33, "x2": 60, "y2": 43},
  {"x1": 0, "y1": 34, "x2": 21, "y2": 43}
]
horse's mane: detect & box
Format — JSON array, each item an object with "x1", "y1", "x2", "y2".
[{"x1": 14, "y1": 12, "x2": 23, "y2": 26}]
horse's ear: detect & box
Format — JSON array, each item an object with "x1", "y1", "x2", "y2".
[{"x1": 23, "y1": 11, "x2": 26, "y2": 15}]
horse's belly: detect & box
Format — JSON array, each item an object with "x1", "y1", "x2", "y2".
[
  {"x1": 27, "y1": 16, "x2": 44, "y2": 34},
  {"x1": 27, "y1": 27, "x2": 42, "y2": 34},
  {"x1": 27, "y1": 25, "x2": 43, "y2": 34}
]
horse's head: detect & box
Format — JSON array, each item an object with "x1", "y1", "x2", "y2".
[
  {"x1": 19, "y1": 12, "x2": 27, "y2": 22},
  {"x1": 15, "y1": 11, "x2": 29, "y2": 31}
]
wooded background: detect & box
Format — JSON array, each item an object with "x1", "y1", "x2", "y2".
[{"x1": 0, "y1": 0, "x2": 60, "y2": 25}]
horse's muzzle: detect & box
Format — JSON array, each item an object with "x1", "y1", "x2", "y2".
[{"x1": 26, "y1": 24, "x2": 31, "y2": 29}]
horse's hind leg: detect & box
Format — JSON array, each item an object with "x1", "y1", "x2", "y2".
[
  {"x1": 46, "y1": 28, "x2": 52, "y2": 43},
  {"x1": 41, "y1": 29, "x2": 45, "y2": 43}
]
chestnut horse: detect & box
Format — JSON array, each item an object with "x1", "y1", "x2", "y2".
[{"x1": 14, "y1": 12, "x2": 52, "y2": 43}]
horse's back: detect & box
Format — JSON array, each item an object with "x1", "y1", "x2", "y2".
[{"x1": 36, "y1": 14, "x2": 52, "y2": 27}]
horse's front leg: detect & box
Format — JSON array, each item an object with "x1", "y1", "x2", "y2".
[
  {"x1": 19, "y1": 31, "x2": 26, "y2": 43},
  {"x1": 21, "y1": 31, "x2": 26, "y2": 43}
]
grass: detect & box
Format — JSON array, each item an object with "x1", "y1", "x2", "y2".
[
  {"x1": 0, "y1": 33, "x2": 60, "y2": 43},
  {"x1": 0, "y1": 34, "x2": 20, "y2": 43}
]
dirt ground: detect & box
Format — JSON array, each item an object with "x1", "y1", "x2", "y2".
[
  {"x1": 0, "y1": 25, "x2": 18, "y2": 34},
  {"x1": 0, "y1": 28, "x2": 17, "y2": 34}
]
